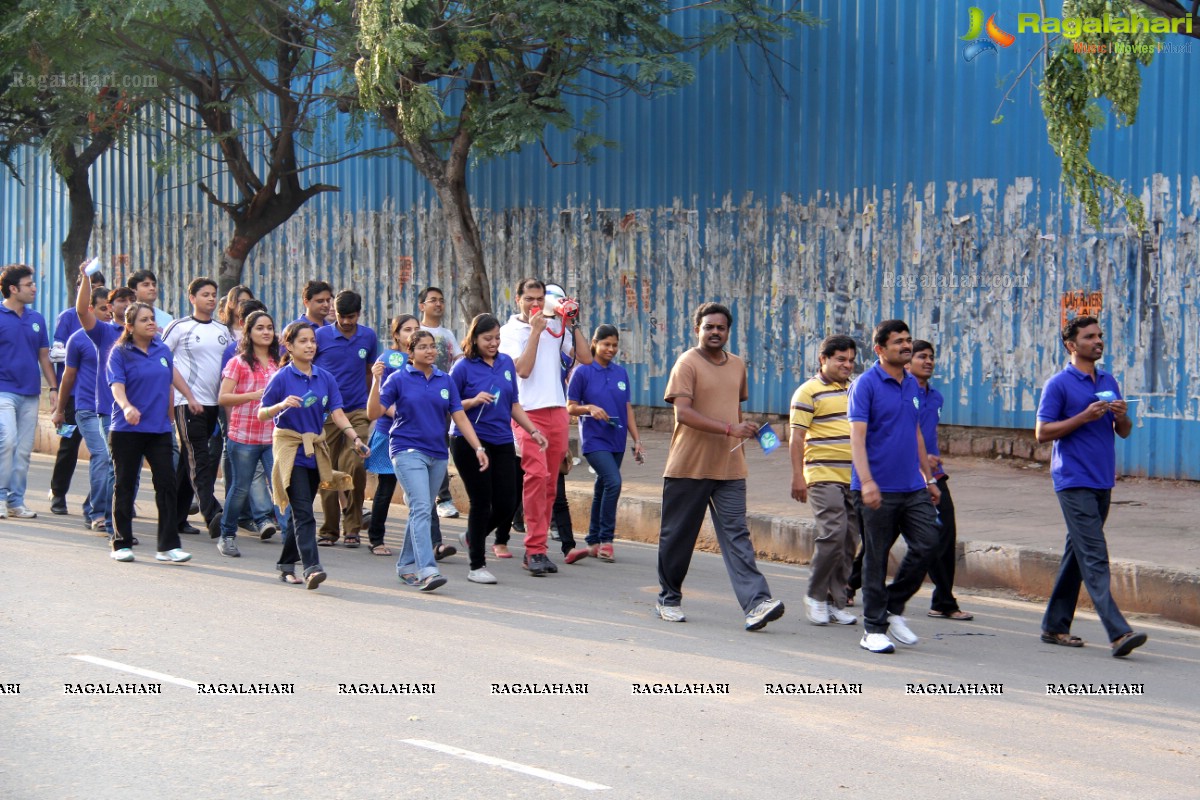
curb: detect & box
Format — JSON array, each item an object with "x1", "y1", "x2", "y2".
[{"x1": 449, "y1": 480, "x2": 1200, "y2": 629}]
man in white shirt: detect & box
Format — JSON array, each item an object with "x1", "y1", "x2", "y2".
[
  {"x1": 163, "y1": 277, "x2": 232, "y2": 542},
  {"x1": 498, "y1": 277, "x2": 591, "y2": 576}
]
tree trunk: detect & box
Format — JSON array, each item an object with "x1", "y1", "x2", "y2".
[
  {"x1": 434, "y1": 178, "x2": 492, "y2": 321},
  {"x1": 55, "y1": 145, "x2": 96, "y2": 288},
  {"x1": 217, "y1": 233, "x2": 256, "y2": 296}
]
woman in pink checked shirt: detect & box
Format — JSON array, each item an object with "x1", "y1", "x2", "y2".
[{"x1": 216, "y1": 310, "x2": 282, "y2": 561}]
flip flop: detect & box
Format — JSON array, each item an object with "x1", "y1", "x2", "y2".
[
  {"x1": 1040, "y1": 631, "x2": 1084, "y2": 647},
  {"x1": 369, "y1": 544, "x2": 393, "y2": 556},
  {"x1": 928, "y1": 609, "x2": 974, "y2": 620},
  {"x1": 317, "y1": 538, "x2": 335, "y2": 547}
]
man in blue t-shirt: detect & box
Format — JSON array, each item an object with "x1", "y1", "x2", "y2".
[
  {"x1": 0, "y1": 264, "x2": 58, "y2": 519},
  {"x1": 847, "y1": 319, "x2": 940, "y2": 654},
  {"x1": 314, "y1": 290, "x2": 377, "y2": 545},
  {"x1": 1035, "y1": 315, "x2": 1146, "y2": 658},
  {"x1": 906, "y1": 339, "x2": 972, "y2": 622},
  {"x1": 47, "y1": 268, "x2": 106, "y2": 515}
]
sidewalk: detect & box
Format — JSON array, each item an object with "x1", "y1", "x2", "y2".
[{"x1": 462, "y1": 424, "x2": 1200, "y2": 628}]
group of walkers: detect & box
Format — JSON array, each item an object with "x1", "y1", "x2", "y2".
[{"x1": 1, "y1": 260, "x2": 1147, "y2": 658}]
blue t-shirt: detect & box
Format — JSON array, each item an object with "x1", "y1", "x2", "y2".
[
  {"x1": 1036, "y1": 364, "x2": 1122, "y2": 491},
  {"x1": 65, "y1": 328, "x2": 99, "y2": 413},
  {"x1": 847, "y1": 362, "x2": 925, "y2": 493},
  {"x1": 261, "y1": 363, "x2": 344, "y2": 470},
  {"x1": 221, "y1": 336, "x2": 239, "y2": 373},
  {"x1": 290, "y1": 315, "x2": 329, "y2": 334},
  {"x1": 107, "y1": 338, "x2": 175, "y2": 434},
  {"x1": 371, "y1": 350, "x2": 408, "y2": 438},
  {"x1": 54, "y1": 307, "x2": 82, "y2": 382},
  {"x1": 567, "y1": 361, "x2": 631, "y2": 454},
  {"x1": 915, "y1": 381, "x2": 946, "y2": 479},
  {"x1": 85, "y1": 322, "x2": 121, "y2": 419},
  {"x1": 0, "y1": 304, "x2": 50, "y2": 396},
  {"x1": 378, "y1": 364, "x2": 462, "y2": 460},
  {"x1": 448, "y1": 354, "x2": 521, "y2": 445},
  {"x1": 315, "y1": 323, "x2": 378, "y2": 411}
]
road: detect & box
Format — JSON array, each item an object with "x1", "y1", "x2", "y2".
[{"x1": 1, "y1": 458, "x2": 1197, "y2": 799}]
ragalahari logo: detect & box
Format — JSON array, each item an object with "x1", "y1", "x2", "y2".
[{"x1": 961, "y1": 7, "x2": 1015, "y2": 61}]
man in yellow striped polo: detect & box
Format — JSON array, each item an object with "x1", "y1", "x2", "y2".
[{"x1": 789, "y1": 335, "x2": 860, "y2": 627}]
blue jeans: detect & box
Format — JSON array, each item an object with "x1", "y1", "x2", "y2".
[
  {"x1": 392, "y1": 449, "x2": 447, "y2": 580},
  {"x1": 584, "y1": 449, "x2": 624, "y2": 545},
  {"x1": 0, "y1": 392, "x2": 39, "y2": 509},
  {"x1": 1042, "y1": 488, "x2": 1130, "y2": 642},
  {"x1": 75, "y1": 409, "x2": 113, "y2": 533},
  {"x1": 221, "y1": 441, "x2": 278, "y2": 538}
]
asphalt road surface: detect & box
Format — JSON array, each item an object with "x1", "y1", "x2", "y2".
[{"x1": 1, "y1": 459, "x2": 1197, "y2": 799}]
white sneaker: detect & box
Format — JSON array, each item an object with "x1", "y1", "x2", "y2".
[
  {"x1": 805, "y1": 596, "x2": 830, "y2": 625},
  {"x1": 745, "y1": 598, "x2": 785, "y2": 631},
  {"x1": 467, "y1": 568, "x2": 497, "y2": 584},
  {"x1": 887, "y1": 614, "x2": 919, "y2": 645},
  {"x1": 90, "y1": 518, "x2": 107, "y2": 532},
  {"x1": 0, "y1": 505, "x2": 6, "y2": 519},
  {"x1": 459, "y1": 531, "x2": 469, "y2": 550},
  {"x1": 828, "y1": 606, "x2": 858, "y2": 625},
  {"x1": 110, "y1": 548, "x2": 135, "y2": 562},
  {"x1": 860, "y1": 632, "x2": 895, "y2": 653},
  {"x1": 656, "y1": 603, "x2": 686, "y2": 623},
  {"x1": 7, "y1": 506, "x2": 37, "y2": 519},
  {"x1": 155, "y1": 549, "x2": 192, "y2": 563},
  {"x1": 436, "y1": 500, "x2": 460, "y2": 518},
  {"x1": 216, "y1": 537, "x2": 241, "y2": 557}
]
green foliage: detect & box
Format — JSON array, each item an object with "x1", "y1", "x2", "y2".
[
  {"x1": 353, "y1": 0, "x2": 817, "y2": 164},
  {"x1": 1039, "y1": 0, "x2": 1155, "y2": 232}
]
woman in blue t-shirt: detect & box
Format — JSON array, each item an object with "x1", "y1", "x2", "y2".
[
  {"x1": 364, "y1": 314, "x2": 421, "y2": 556},
  {"x1": 449, "y1": 314, "x2": 548, "y2": 584},
  {"x1": 567, "y1": 325, "x2": 644, "y2": 562},
  {"x1": 107, "y1": 302, "x2": 203, "y2": 564},
  {"x1": 367, "y1": 330, "x2": 489, "y2": 592},
  {"x1": 260, "y1": 322, "x2": 368, "y2": 589}
]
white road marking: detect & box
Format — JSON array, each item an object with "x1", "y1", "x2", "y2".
[
  {"x1": 71, "y1": 655, "x2": 200, "y2": 690},
  {"x1": 402, "y1": 739, "x2": 610, "y2": 791}
]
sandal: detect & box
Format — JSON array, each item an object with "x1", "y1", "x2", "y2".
[
  {"x1": 344, "y1": 533, "x2": 361, "y2": 549},
  {"x1": 279, "y1": 570, "x2": 302, "y2": 585},
  {"x1": 1040, "y1": 631, "x2": 1085, "y2": 647},
  {"x1": 369, "y1": 543, "x2": 393, "y2": 556},
  {"x1": 928, "y1": 609, "x2": 974, "y2": 620},
  {"x1": 317, "y1": 538, "x2": 335, "y2": 547},
  {"x1": 598, "y1": 544, "x2": 614, "y2": 562},
  {"x1": 434, "y1": 544, "x2": 457, "y2": 561},
  {"x1": 492, "y1": 544, "x2": 513, "y2": 559}
]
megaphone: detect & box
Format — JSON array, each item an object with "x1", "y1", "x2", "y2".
[{"x1": 533, "y1": 283, "x2": 580, "y2": 338}]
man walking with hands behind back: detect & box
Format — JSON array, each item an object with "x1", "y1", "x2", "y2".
[
  {"x1": 655, "y1": 302, "x2": 784, "y2": 631},
  {"x1": 1035, "y1": 315, "x2": 1146, "y2": 657}
]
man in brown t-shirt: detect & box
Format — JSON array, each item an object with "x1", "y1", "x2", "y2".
[{"x1": 655, "y1": 302, "x2": 784, "y2": 631}]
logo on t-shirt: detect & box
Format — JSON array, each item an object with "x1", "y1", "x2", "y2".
[
  {"x1": 618, "y1": 381, "x2": 627, "y2": 391},
  {"x1": 32, "y1": 322, "x2": 41, "y2": 332},
  {"x1": 322, "y1": 395, "x2": 329, "y2": 407},
  {"x1": 358, "y1": 348, "x2": 367, "y2": 359},
  {"x1": 159, "y1": 357, "x2": 168, "y2": 368},
  {"x1": 912, "y1": 397, "x2": 920, "y2": 410},
  {"x1": 440, "y1": 388, "x2": 449, "y2": 400},
  {"x1": 504, "y1": 369, "x2": 512, "y2": 381},
  {"x1": 218, "y1": 335, "x2": 228, "y2": 346}
]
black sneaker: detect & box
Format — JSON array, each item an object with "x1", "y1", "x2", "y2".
[
  {"x1": 540, "y1": 554, "x2": 558, "y2": 574},
  {"x1": 50, "y1": 496, "x2": 68, "y2": 515},
  {"x1": 178, "y1": 522, "x2": 201, "y2": 535},
  {"x1": 207, "y1": 517, "x2": 223, "y2": 539},
  {"x1": 523, "y1": 554, "x2": 547, "y2": 577},
  {"x1": 189, "y1": 501, "x2": 200, "y2": 516}
]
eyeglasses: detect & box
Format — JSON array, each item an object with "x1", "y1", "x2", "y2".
[{"x1": 413, "y1": 344, "x2": 437, "y2": 351}]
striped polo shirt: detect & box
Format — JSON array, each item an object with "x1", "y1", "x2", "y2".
[{"x1": 789, "y1": 372, "x2": 852, "y2": 484}]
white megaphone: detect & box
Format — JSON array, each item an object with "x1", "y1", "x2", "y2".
[{"x1": 535, "y1": 283, "x2": 580, "y2": 338}]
